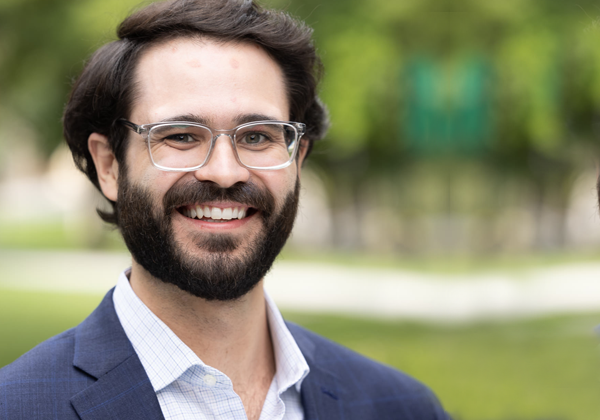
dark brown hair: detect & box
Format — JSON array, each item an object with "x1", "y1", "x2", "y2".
[{"x1": 63, "y1": 0, "x2": 328, "y2": 224}]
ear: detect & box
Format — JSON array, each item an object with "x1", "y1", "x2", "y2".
[
  {"x1": 88, "y1": 133, "x2": 119, "y2": 202},
  {"x1": 296, "y1": 139, "x2": 310, "y2": 178}
]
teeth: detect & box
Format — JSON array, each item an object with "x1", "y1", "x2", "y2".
[
  {"x1": 185, "y1": 206, "x2": 249, "y2": 220},
  {"x1": 222, "y1": 208, "x2": 233, "y2": 220},
  {"x1": 211, "y1": 208, "x2": 222, "y2": 219}
]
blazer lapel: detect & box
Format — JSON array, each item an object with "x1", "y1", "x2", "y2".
[
  {"x1": 300, "y1": 364, "x2": 344, "y2": 420},
  {"x1": 287, "y1": 323, "x2": 344, "y2": 420},
  {"x1": 70, "y1": 289, "x2": 164, "y2": 420},
  {"x1": 71, "y1": 355, "x2": 163, "y2": 420}
]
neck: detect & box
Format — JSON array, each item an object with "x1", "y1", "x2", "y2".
[{"x1": 128, "y1": 260, "x2": 275, "y2": 390}]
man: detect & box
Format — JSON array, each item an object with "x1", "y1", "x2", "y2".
[{"x1": 0, "y1": 0, "x2": 450, "y2": 419}]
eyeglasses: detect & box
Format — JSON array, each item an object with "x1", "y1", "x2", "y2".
[{"x1": 119, "y1": 119, "x2": 306, "y2": 171}]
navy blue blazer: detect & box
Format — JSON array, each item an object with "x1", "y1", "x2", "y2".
[{"x1": 0, "y1": 289, "x2": 450, "y2": 419}]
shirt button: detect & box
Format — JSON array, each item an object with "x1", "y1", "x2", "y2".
[{"x1": 203, "y1": 374, "x2": 217, "y2": 386}]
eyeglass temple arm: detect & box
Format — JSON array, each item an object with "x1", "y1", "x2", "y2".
[
  {"x1": 118, "y1": 118, "x2": 142, "y2": 134},
  {"x1": 296, "y1": 123, "x2": 306, "y2": 137}
]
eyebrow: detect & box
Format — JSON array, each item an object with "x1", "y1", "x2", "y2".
[
  {"x1": 160, "y1": 114, "x2": 210, "y2": 125},
  {"x1": 158, "y1": 113, "x2": 281, "y2": 127},
  {"x1": 234, "y1": 113, "x2": 280, "y2": 125}
]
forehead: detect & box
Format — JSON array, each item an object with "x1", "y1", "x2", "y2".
[{"x1": 130, "y1": 37, "x2": 289, "y2": 125}]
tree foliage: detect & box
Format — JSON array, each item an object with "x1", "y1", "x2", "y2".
[{"x1": 4, "y1": 0, "x2": 600, "y2": 251}]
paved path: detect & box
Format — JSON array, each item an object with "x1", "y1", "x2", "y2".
[{"x1": 2, "y1": 249, "x2": 600, "y2": 322}]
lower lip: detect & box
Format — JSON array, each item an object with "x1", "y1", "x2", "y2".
[{"x1": 173, "y1": 210, "x2": 255, "y2": 230}]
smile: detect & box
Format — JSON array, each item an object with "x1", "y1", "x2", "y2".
[{"x1": 178, "y1": 204, "x2": 255, "y2": 222}]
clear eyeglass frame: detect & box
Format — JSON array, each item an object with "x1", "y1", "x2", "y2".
[{"x1": 118, "y1": 119, "x2": 306, "y2": 172}]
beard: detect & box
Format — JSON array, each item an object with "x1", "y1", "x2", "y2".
[{"x1": 115, "y1": 175, "x2": 300, "y2": 301}]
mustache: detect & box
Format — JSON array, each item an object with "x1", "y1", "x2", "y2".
[{"x1": 163, "y1": 180, "x2": 275, "y2": 217}]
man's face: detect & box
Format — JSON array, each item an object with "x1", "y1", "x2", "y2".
[{"x1": 113, "y1": 37, "x2": 303, "y2": 300}]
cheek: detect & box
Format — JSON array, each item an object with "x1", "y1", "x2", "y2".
[
  {"x1": 262, "y1": 169, "x2": 298, "y2": 207},
  {"x1": 125, "y1": 160, "x2": 184, "y2": 206},
  {"x1": 126, "y1": 141, "x2": 176, "y2": 182}
]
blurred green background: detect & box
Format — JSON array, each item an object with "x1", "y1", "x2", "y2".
[
  {"x1": 2, "y1": 0, "x2": 600, "y2": 419},
  {"x1": 4, "y1": 0, "x2": 600, "y2": 255}
]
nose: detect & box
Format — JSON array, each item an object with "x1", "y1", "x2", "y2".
[{"x1": 193, "y1": 135, "x2": 250, "y2": 188}]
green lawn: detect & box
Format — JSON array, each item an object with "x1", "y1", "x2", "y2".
[
  {"x1": 279, "y1": 247, "x2": 600, "y2": 275},
  {"x1": 0, "y1": 220, "x2": 126, "y2": 250},
  {"x1": 4, "y1": 218, "x2": 600, "y2": 275},
  {"x1": 1, "y1": 287, "x2": 598, "y2": 420}
]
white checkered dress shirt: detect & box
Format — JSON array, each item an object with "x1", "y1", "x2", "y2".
[{"x1": 113, "y1": 270, "x2": 309, "y2": 420}]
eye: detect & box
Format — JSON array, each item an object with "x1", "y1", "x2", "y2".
[
  {"x1": 165, "y1": 133, "x2": 195, "y2": 143},
  {"x1": 242, "y1": 132, "x2": 268, "y2": 145}
]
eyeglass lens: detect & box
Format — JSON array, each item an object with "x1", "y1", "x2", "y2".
[{"x1": 148, "y1": 122, "x2": 298, "y2": 169}]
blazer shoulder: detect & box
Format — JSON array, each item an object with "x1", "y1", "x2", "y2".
[
  {"x1": 0, "y1": 327, "x2": 94, "y2": 420},
  {"x1": 287, "y1": 322, "x2": 451, "y2": 419},
  {"x1": 0, "y1": 327, "x2": 79, "y2": 381}
]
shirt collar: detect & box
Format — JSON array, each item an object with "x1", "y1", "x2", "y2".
[
  {"x1": 265, "y1": 290, "x2": 310, "y2": 394},
  {"x1": 113, "y1": 270, "x2": 203, "y2": 392},
  {"x1": 113, "y1": 269, "x2": 309, "y2": 395}
]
